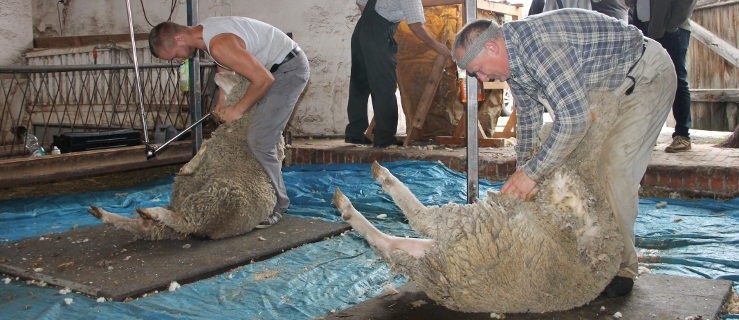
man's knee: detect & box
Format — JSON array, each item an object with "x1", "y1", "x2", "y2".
[{"x1": 246, "y1": 135, "x2": 276, "y2": 156}]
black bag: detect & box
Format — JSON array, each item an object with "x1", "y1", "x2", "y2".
[{"x1": 53, "y1": 129, "x2": 141, "y2": 153}]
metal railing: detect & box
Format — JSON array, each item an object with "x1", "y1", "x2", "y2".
[{"x1": 0, "y1": 62, "x2": 217, "y2": 159}]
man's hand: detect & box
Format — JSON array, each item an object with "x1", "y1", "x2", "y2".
[
  {"x1": 214, "y1": 104, "x2": 244, "y2": 123},
  {"x1": 501, "y1": 169, "x2": 538, "y2": 201}
]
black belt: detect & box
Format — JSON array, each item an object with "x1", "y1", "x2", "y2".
[
  {"x1": 270, "y1": 48, "x2": 300, "y2": 73},
  {"x1": 625, "y1": 41, "x2": 647, "y2": 96}
]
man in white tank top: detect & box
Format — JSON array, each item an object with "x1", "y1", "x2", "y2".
[{"x1": 149, "y1": 17, "x2": 310, "y2": 227}]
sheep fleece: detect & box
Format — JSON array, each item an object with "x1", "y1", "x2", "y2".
[
  {"x1": 353, "y1": 92, "x2": 624, "y2": 313},
  {"x1": 89, "y1": 72, "x2": 279, "y2": 240}
]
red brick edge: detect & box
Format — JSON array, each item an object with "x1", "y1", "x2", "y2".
[{"x1": 287, "y1": 147, "x2": 738, "y2": 199}]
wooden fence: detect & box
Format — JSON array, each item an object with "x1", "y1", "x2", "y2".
[{"x1": 688, "y1": 0, "x2": 738, "y2": 131}]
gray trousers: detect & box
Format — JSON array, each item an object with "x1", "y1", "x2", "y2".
[
  {"x1": 601, "y1": 38, "x2": 676, "y2": 278},
  {"x1": 248, "y1": 50, "x2": 310, "y2": 213}
]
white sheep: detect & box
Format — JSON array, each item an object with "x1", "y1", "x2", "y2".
[
  {"x1": 333, "y1": 92, "x2": 625, "y2": 313},
  {"x1": 88, "y1": 72, "x2": 279, "y2": 240}
]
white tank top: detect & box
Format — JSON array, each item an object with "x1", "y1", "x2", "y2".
[{"x1": 200, "y1": 16, "x2": 296, "y2": 69}]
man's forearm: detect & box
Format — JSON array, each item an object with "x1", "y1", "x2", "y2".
[
  {"x1": 235, "y1": 80, "x2": 272, "y2": 114},
  {"x1": 407, "y1": 23, "x2": 451, "y2": 56}
]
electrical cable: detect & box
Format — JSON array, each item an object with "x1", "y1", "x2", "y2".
[
  {"x1": 140, "y1": 0, "x2": 177, "y2": 27},
  {"x1": 56, "y1": 1, "x2": 64, "y2": 36}
]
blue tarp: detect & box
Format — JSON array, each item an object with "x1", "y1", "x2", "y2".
[{"x1": 0, "y1": 161, "x2": 736, "y2": 319}]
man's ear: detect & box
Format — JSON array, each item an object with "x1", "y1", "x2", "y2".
[{"x1": 483, "y1": 40, "x2": 500, "y2": 55}]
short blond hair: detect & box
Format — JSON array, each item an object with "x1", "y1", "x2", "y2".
[{"x1": 148, "y1": 21, "x2": 188, "y2": 58}]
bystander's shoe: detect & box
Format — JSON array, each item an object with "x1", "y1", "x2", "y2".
[
  {"x1": 345, "y1": 136, "x2": 373, "y2": 145},
  {"x1": 256, "y1": 212, "x2": 283, "y2": 229},
  {"x1": 665, "y1": 135, "x2": 691, "y2": 153},
  {"x1": 601, "y1": 276, "x2": 634, "y2": 298},
  {"x1": 373, "y1": 139, "x2": 403, "y2": 148}
]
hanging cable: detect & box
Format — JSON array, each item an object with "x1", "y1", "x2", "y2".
[
  {"x1": 56, "y1": 1, "x2": 65, "y2": 36},
  {"x1": 140, "y1": 0, "x2": 177, "y2": 27}
]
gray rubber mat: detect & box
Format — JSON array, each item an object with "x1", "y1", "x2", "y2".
[
  {"x1": 324, "y1": 273, "x2": 733, "y2": 320},
  {"x1": 0, "y1": 216, "x2": 349, "y2": 301}
]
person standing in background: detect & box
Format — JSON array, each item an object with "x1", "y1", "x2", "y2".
[
  {"x1": 542, "y1": 0, "x2": 629, "y2": 21},
  {"x1": 631, "y1": 0, "x2": 698, "y2": 153},
  {"x1": 529, "y1": 0, "x2": 546, "y2": 16},
  {"x1": 345, "y1": 0, "x2": 460, "y2": 148}
]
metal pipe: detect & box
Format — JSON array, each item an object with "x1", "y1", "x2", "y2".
[
  {"x1": 124, "y1": 0, "x2": 150, "y2": 146},
  {"x1": 187, "y1": 0, "x2": 204, "y2": 154},
  {"x1": 464, "y1": 0, "x2": 479, "y2": 204},
  {"x1": 0, "y1": 63, "x2": 212, "y2": 73},
  {"x1": 146, "y1": 112, "x2": 212, "y2": 159}
]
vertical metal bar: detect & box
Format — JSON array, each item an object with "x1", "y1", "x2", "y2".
[
  {"x1": 125, "y1": 0, "x2": 149, "y2": 144},
  {"x1": 187, "y1": 0, "x2": 203, "y2": 154},
  {"x1": 464, "y1": 0, "x2": 479, "y2": 204}
]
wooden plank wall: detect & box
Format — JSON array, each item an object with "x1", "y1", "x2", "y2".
[{"x1": 689, "y1": 1, "x2": 738, "y2": 131}]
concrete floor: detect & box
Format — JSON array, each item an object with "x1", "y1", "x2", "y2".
[{"x1": 324, "y1": 274, "x2": 734, "y2": 320}]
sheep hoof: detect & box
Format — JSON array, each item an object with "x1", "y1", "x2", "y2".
[
  {"x1": 525, "y1": 187, "x2": 540, "y2": 202},
  {"x1": 332, "y1": 188, "x2": 353, "y2": 221},
  {"x1": 136, "y1": 208, "x2": 155, "y2": 220},
  {"x1": 179, "y1": 144, "x2": 208, "y2": 176},
  {"x1": 178, "y1": 165, "x2": 194, "y2": 176},
  {"x1": 88, "y1": 205, "x2": 103, "y2": 219},
  {"x1": 371, "y1": 161, "x2": 390, "y2": 183}
]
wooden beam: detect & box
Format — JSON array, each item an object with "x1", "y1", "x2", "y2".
[
  {"x1": 435, "y1": 135, "x2": 509, "y2": 147},
  {"x1": 482, "y1": 81, "x2": 509, "y2": 90},
  {"x1": 0, "y1": 141, "x2": 192, "y2": 189},
  {"x1": 690, "y1": 89, "x2": 739, "y2": 103},
  {"x1": 476, "y1": 0, "x2": 522, "y2": 18},
  {"x1": 695, "y1": 0, "x2": 739, "y2": 10},
  {"x1": 404, "y1": 55, "x2": 448, "y2": 146},
  {"x1": 34, "y1": 33, "x2": 149, "y2": 49},
  {"x1": 689, "y1": 20, "x2": 739, "y2": 68}
]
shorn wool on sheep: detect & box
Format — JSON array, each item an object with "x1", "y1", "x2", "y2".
[
  {"x1": 333, "y1": 91, "x2": 625, "y2": 313},
  {"x1": 89, "y1": 72, "x2": 280, "y2": 240}
]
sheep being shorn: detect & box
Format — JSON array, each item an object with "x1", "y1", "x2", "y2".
[
  {"x1": 89, "y1": 72, "x2": 280, "y2": 240},
  {"x1": 333, "y1": 92, "x2": 625, "y2": 313}
]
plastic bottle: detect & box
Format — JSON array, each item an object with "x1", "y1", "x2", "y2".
[
  {"x1": 24, "y1": 132, "x2": 46, "y2": 157},
  {"x1": 457, "y1": 68, "x2": 483, "y2": 104},
  {"x1": 178, "y1": 60, "x2": 190, "y2": 92}
]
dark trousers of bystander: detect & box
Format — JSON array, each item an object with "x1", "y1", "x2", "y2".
[
  {"x1": 345, "y1": 0, "x2": 401, "y2": 148},
  {"x1": 656, "y1": 28, "x2": 692, "y2": 138}
]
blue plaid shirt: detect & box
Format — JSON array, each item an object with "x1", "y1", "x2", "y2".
[{"x1": 503, "y1": 9, "x2": 645, "y2": 181}]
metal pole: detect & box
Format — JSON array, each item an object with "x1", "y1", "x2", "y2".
[
  {"x1": 125, "y1": 0, "x2": 150, "y2": 145},
  {"x1": 147, "y1": 113, "x2": 211, "y2": 159},
  {"x1": 464, "y1": 0, "x2": 479, "y2": 204},
  {"x1": 187, "y1": 0, "x2": 204, "y2": 154}
]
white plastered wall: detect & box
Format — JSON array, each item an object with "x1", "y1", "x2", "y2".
[
  {"x1": 25, "y1": 0, "x2": 406, "y2": 137},
  {"x1": 0, "y1": 0, "x2": 32, "y2": 66}
]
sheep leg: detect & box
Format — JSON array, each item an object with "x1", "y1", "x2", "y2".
[
  {"x1": 136, "y1": 207, "x2": 195, "y2": 234},
  {"x1": 333, "y1": 188, "x2": 434, "y2": 259},
  {"x1": 88, "y1": 205, "x2": 186, "y2": 240},
  {"x1": 88, "y1": 205, "x2": 162, "y2": 236},
  {"x1": 371, "y1": 161, "x2": 439, "y2": 237},
  {"x1": 178, "y1": 143, "x2": 208, "y2": 175}
]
